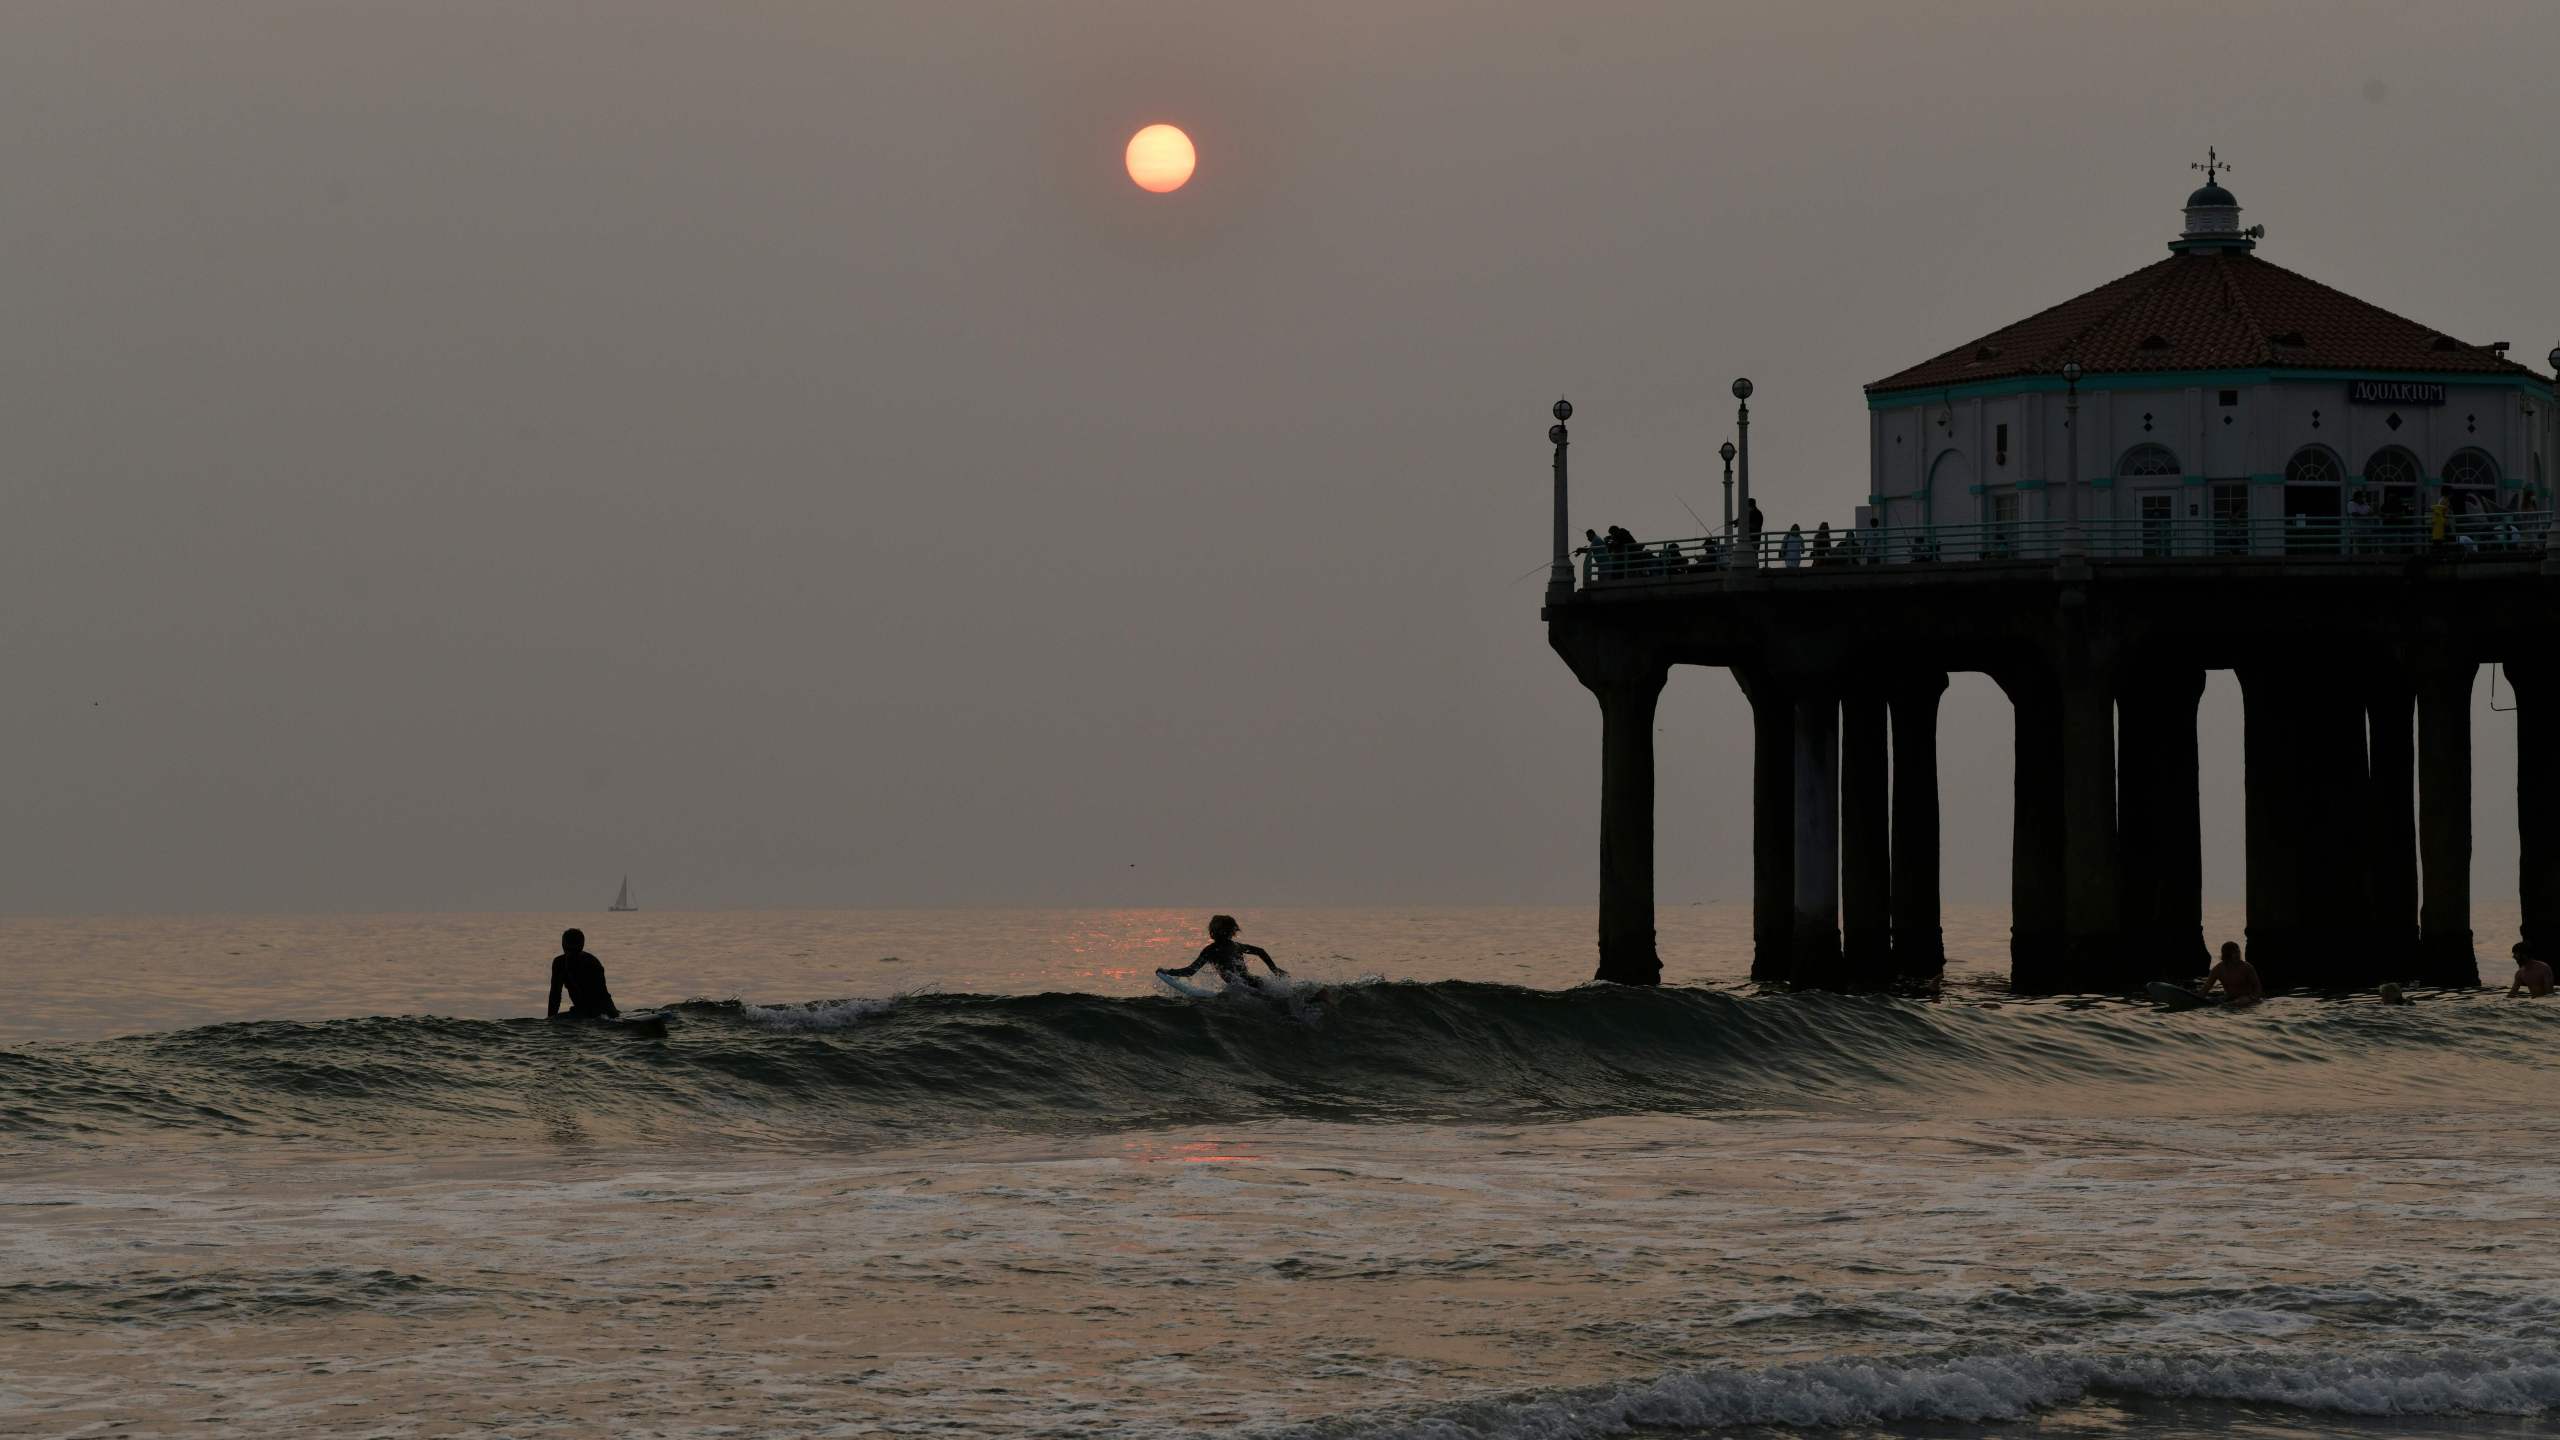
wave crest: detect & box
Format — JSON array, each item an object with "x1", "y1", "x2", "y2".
[
  {"x1": 6, "y1": 981, "x2": 2553, "y2": 1146},
  {"x1": 1269, "y1": 1348, "x2": 2560, "y2": 1437}
]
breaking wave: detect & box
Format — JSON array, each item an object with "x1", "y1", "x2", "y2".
[
  {"x1": 4, "y1": 980, "x2": 2553, "y2": 1148},
  {"x1": 1260, "y1": 1347, "x2": 2560, "y2": 1437}
]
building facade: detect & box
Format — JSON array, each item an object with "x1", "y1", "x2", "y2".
[{"x1": 1863, "y1": 176, "x2": 2553, "y2": 555}]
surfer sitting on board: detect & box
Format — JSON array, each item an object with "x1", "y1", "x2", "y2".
[
  {"x1": 2195, "y1": 941, "x2": 2264, "y2": 1007},
  {"x1": 547, "y1": 928, "x2": 621, "y2": 1020},
  {"x1": 1158, "y1": 914, "x2": 1288, "y2": 993},
  {"x1": 2509, "y1": 942, "x2": 2553, "y2": 998}
]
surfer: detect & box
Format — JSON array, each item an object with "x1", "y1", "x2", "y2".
[
  {"x1": 2195, "y1": 941, "x2": 2264, "y2": 1007},
  {"x1": 2508, "y1": 942, "x2": 2553, "y2": 998},
  {"x1": 1158, "y1": 914, "x2": 1288, "y2": 993},
  {"x1": 546, "y1": 928, "x2": 621, "y2": 1020}
]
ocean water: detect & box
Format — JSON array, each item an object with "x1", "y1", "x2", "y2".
[{"x1": 4, "y1": 904, "x2": 2556, "y2": 1438}]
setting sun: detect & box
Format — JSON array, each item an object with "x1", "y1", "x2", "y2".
[{"x1": 1124, "y1": 123, "x2": 1196, "y2": 193}]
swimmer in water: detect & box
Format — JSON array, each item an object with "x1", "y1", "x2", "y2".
[
  {"x1": 2196, "y1": 940, "x2": 2264, "y2": 1007},
  {"x1": 1158, "y1": 914, "x2": 1288, "y2": 992},
  {"x1": 2508, "y1": 942, "x2": 2553, "y2": 998}
]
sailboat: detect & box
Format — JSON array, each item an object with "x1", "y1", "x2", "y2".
[{"x1": 608, "y1": 876, "x2": 638, "y2": 912}]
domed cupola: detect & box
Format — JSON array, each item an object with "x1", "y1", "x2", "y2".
[{"x1": 2170, "y1": 147, "x2": 2258, "y2": 254}]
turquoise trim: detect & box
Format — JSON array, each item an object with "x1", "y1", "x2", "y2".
[
  {"x1": 1867, "y1": 368, "x2": 2554, "y2": 410},
  {"x1": 1967, "y1": 484, "x2": 1988, "y2": 495},
  {"x1": 2181, "y1": 476, "x2": 2210, "y2": 486},
  {"x1": 2251, "y1": 475, "x2": 2285, "y2": 486},
  {"x1": 2017, "y1": 479, "x2": 2048, "y2": 492},
  {"x1": 2089, "y1": 477, "x2": 2114, "y2": 490}
]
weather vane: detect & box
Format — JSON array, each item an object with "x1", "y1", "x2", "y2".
[{"x1": 2192, "y1": 146, "x2": 2229, "y2": 187}]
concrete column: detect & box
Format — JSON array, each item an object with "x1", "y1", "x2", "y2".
[
  {"x1": 2117, "y1": 667, "x2": 2207, "y2": 982},
  {"x1": 2416, "y1": 663, "x2": 2478, "y2": 987},
  {"x1": 1738, "y1": 671, "x2": 1796, "y2": 983},
  {"x1": 1999, "y1": 672, "x2": 2067, "y2": 991},
  {"x1": 2364, "y1": 678, "x2": 2419, "y2": 981},
  {"x1": 2059, "y1": 659, "x2": 2121, "y2": 988},
  {"x1": 1840, "y1": 694, "x2": 1892, "y2": 986},
  {"x1": 1593, "y1": 672, "x2": 1667, "y2": 985},
  {"x1": 2302, "y1": 683, "x2": 2374, "y2": 987},
  {"x1": 1792, "y1": 697, "x2": 1844, "y2": 986},
  {"x1": 2239, "y1": 667, "x2": 2306, "y2": 987},
  {"x1": 2510, "y1": 662, "x2": 2559, "y2": 963},
  {"x1": 1889, "y1": 672, "x2": 1948, "y2": 978}
]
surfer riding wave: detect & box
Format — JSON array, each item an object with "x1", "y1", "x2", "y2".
[{"x1": 1158, "y1": 914, "x2": 1288, "y2": 993}]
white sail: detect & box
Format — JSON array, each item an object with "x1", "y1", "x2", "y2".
[{"x1": 610, "y1": 876, "x2": 636, "y2": 912}]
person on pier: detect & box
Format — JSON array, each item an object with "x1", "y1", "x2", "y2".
[
  {"x1": 2509, "y1": 942, "x2": 2553, "y2": 998},
  {"x1": 2196, "y1": 941, "x2": 2264, "y2": 1007}
]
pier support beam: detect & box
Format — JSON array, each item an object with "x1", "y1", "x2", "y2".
[
  {"x1": 1840, "y1": 693, "x2": 1893, "y2": 986},
  {"x1": 2242, "y1": 669, "x2": 2373, "y2": 991},
  {"x1": 2510, "y1": 662, "x2": 2559, "y2": 963},
  {"x1": 2416, "y1": 663, "x2": 2478, "y2": 987},
  {"x1": 1554, "y1": 627, "x2": 1672, "y2": 987},
  {"x1": 2239, "y1": 667, "x2": 2306, "y2": 988},
  {"x1": 2307, "y1": 682, "x2": 2375, "y2": 987},
  {"x1": 1998, "y1": 672, "x2": 2067, "y2": 992},
  {"x1": 1738, "y1": 670, "x2": 1796, "y2": 983},
  {"x1": 2364, "y1": 677, "x2": 2419, "y2": 981},
  {"x1": 2059, "y1": 660, "x2": 2121, "y2": 988},
  {"x1": 1888, "y1": 672, "x2": 1948, "y2": 979},
  {"x1": 1792, "y1": 697, "x2": 1844, "y2": 986},
  {"x1": 1593, "y1": 669, "x2": 1667, "y2": 985},
  {"x1": 2117, "y1": 666, "x2": 2207, "y2": 982}
]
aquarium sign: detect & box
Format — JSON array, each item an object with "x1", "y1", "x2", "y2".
[{"x1": 2347, "y1": 380, "x2": 2446, "y2": 406}]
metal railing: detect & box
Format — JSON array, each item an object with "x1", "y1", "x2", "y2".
[{"x1": 1578, "y1": 510, "x2": 2553, "y2": 585}]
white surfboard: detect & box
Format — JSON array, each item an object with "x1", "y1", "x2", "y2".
[{"x1": 1154, "y1": 969, "x2": 1224, "y2": 1000}]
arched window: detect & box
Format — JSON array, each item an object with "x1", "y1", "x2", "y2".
[
  {"x1": 2117, "y1": 444, "x2": 2182, "y2": 477},
  {"x1": 2363, "y1": 446, "x2": 2421, "y2": 491},
  {"x1": 2284, "y1": 446, "x2": 2343, "y2": 487},
  {"x1": 2441, "y1": 448, "x2": 2499, "y2": 490},
  {"x1": 1913, "y1": 450, "x2": 1972, "y2": 561},
  {"x1": 2282, "y1": 446, "x2": 2346, "y2": 554},
  {"x1": 2360, "y1": 445, "x2": 2422, "y2": 522}
]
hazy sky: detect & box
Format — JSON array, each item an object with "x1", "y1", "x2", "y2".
[{"x1": 6, "y1": 1, "x2": 2555, "y2": 914}]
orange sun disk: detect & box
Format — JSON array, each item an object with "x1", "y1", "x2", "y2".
[{"x1": 1125, "y1": 124, "x2": 1196, "y2": 194}]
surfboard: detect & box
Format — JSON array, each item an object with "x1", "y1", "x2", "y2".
[
  {"x1": 1154, "y1": 969, "x2": 1224, "y2": 1001},
  {"x1": 553, "y1": 1012, "x2": 670, "y2": 1036},
  {"x1": 2144, "y1": 981, "x2": 2216, "y2": 1011}
]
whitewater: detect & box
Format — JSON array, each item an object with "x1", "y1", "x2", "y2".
[{"x1": 6, "y1": 905, "x2": 2558, "y2": 1438}]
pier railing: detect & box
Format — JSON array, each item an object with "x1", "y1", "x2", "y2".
[{"x1": 1579, "y1": 510, "x2": 2553, "y2": 584}]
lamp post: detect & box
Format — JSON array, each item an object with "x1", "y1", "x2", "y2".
[
  {"x1": 1720, "y1": 439, "x2": 1738, "y2": 550},
  {"x1": 2061, "y1": 360, "x2": 2083, "y2": 533},
  {"x1": 1548, "y1": 398, "x2": 1574, "y2": 598},
  {"x1": 1733, "y1": 378, "x2": 1754, "y2": 565}
]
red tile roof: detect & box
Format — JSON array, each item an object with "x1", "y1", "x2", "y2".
[{"x1": 1866, "y1": 250, "x2": 2539, "y2": 395}]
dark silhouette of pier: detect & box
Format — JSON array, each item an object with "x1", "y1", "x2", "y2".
[{"x1": 1543, "y1": 419, "x2": 2559, "y2": 995}]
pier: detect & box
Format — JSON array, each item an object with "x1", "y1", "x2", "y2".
[{"x1": 1544, "y1": 167, "x2": 2558, "y2": 993}]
